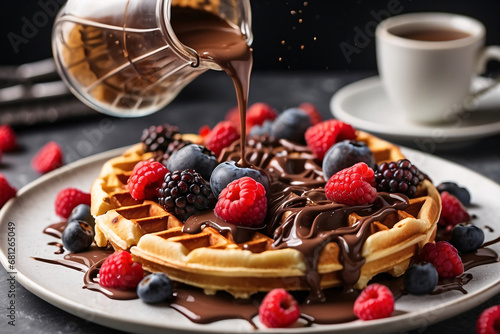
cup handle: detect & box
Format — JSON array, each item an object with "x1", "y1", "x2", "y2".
[{"x1": 465, "y1": 46, "x2": 500, "y2": 106}]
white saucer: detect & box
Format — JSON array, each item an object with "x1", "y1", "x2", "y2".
[{"x1": 330, "y1": 76, "x2": 500, "y2": 143}]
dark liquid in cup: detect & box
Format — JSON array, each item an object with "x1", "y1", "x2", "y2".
[{"x1": 396, "y1": 28, "x2": 471, "y2": 41}]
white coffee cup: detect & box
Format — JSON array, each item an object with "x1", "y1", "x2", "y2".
[{"x1": 376, "y1": 12, "x2": 500, "y2": 124}]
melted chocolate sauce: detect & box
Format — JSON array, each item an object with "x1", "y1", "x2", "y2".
[
  {"x1": 185, "y1": 155, "x2": 411, "y2": 301},
  {"x1": 183, "y1": 210, "x2": 259, "y2": 244},
  {"x1": 35, "y1": 217, "x2": 500, "y2": 327},
  {"x1": 431, "y1": 274, "x2": 473, "y2": 295},
  {"x1": 299, "y1": 288, "x2": 358, "y2": 324},
  {"x1": 33, "y1": 246, "x2": 113, "y2": 273},
  {"x1": 48, "y1": 241, "x2": 65, "y2": 254},
  {"x1": 170, "y1": 287, "x2": 259, "y2": 327},
  {"x1": 171, "y1": 7, "x2": 252, "y2": 168},
  {"x1": 269, "y1": 189, "x2": 411, "y2": 301},
  {"x1": 462, "y1": 247, "x2": 500, "y2": 270},
  {"x1": 184, "y1": 123, "x2": 412, "y2": 299},
  {"x1": 483, "y1": 235, "x2": 500, "y2": 248},
  {"x1": 37, "y1": 223, "x2": 137, "y2": 300},
  {"x1": 43, "y1": 221, "x2": 66, "y2": 239}
]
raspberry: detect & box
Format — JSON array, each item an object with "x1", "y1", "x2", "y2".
[
  {"x1": 99, "y1": 251, "x2": 144, "y2": 290},
  {"x1": 439, "y1": 191, "x2": 471, "y2": 228},
  {"x1": 353, "y1": 283, "x2": 394, "y2": 320},
  {"x1": 298, "y1": 102, "x2": 323, "y2": 125},
  {"x1": 224, "y1": 106, "x2": 241, "y2": 130},
  {"x1": 420, "y1": 241, "x2": 464, "y2": 278},
  {"x1": 304, "y1": 119, "x2": 356, "y2": 161},
  {"x1": 477, "y1": 305, "x2": 500, "y2": 334},
  {"x1": 0, "y1": 125, "x2": 17, "y2": 152},
  {"x1": 158, "y1": 169, "x2": 216, "y2": 221},
  {"x1": 32, "y1": 141, "x2": 63, "y2": 174},
  {"x1": 214, "y1": 176, "x2": 267, "y2": 226},
  {"x1": 224, "y1": 103, "x2": 278, "y2": 134},
  {"x1": 127, "y1": 160, "x2": 168, "y2": 200},
  {"x1": 0, "y1": 174, "x2": 16, "y2": 209},
  {"x1": 258, "y1": 289, "x2": 300, "y2": 328},
  {"x1": 55, "y1": 187, "x2": 91, "y2": 219},
  {"x1": 204, "y1": 121, "x2": 240, "y2": 157},
  {"x1": 131, "y1": 159, "x2": 149, "y2": 174},
  {"x1": 325, "y1": 162, "x2": 377, "y2": 206},
  {"x1": 374, "y1": 159, "x2": 424, "y2": 197},
  {"x1": 198, "y1": 124, "x2": 211, "y2": 139},
  {"x1": 337, "y1": 121, "x2": 356, "y2": 139},
  {"x1": 246, "y1": 102, "x2": 277, "y2": 133}
]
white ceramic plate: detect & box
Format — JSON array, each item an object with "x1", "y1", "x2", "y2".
[
  {"x1": 330, "y1": 76, "x2": 500, "y2": 143},
  {"x1": 1, "y1": 146, "x2": 500, "y2": 334}
]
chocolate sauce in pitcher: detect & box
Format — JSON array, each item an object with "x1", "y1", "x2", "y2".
[{"x1": 171, "y1": 6, "x2": 253, "y2": 166}]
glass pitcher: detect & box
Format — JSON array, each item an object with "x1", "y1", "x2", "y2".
[{"x1": 52, "y1": 0, "x2": 252, "y2": 117}]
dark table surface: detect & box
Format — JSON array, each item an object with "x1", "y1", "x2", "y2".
[{"x1": 1, "y1": 70, "x2": 500, "y2": 334}]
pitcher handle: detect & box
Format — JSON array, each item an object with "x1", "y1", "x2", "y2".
[{"x1": 464, "y1": 45, "x2": 500, "y2": 107}]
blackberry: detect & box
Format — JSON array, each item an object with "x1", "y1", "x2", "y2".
[
  {"x1": 374, "y1": 159, "x2": 424, "y2": 197},
  {"x1": 155, "y1": 138, "x2": 192, "y2": 166},
  {"x1": 141, "y1": 123, "x2": 180, "y2": 152},
  {"x1": 158, "y1": 169, "x2": 216, "y2": 221}
]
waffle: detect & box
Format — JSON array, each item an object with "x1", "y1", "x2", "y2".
[
  {"x1": 91, "y1": 131, "x2": 441, "y2": 298},
  {"x1": 91, "y1": 134, "x2": 202, "y2": 217}
]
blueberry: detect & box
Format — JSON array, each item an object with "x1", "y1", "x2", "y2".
[
  {"x1": 67, "y1": 204, "x2": 94, "y2": 228},
  {"x1": 210, "y1": 161, "x2": 270, "y2": 198},
  {"x1": 166, "y1": 144, "x2": 218, "y2": 181},
  {"x1": 137, "y1": 273, "x2": 173, "y2": 303},
  {"x1": 437, "y1": 182, "x2": 471, "y2": 206},
  {"x1": 62, "y1": 220, "x2": 94, "y2": 252},
  {"x1": 322, "y1": 140, "x2": 376, "y2": 180},
  {"x1": 403, "y1": 262, "x2": 438, "y2": 295},
  {"x1": 450, "y1": 223, "x2": 484, "y2": 253},
  {"x1": 249, "y1": 120, "x2": 274, "y2": 138},
  {"x1": 271, "y1": 108, "x2": 311, "y2": 143}
]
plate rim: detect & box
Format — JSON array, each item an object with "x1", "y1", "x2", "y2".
[
  {"x1": 1, "y1": 145, "x2": 500, "y2": 333},
  {"x1": 330, "y1": 76, "x2": 500, "y2": 142}
]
